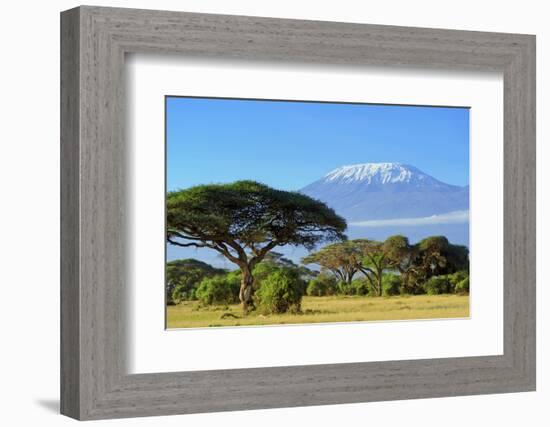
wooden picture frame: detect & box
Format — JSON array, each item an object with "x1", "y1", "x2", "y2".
[{"x1": 60, "y1": 5, "x2": 536, "y2": 420}]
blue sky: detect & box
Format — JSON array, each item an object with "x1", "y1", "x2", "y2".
[{"x1": 166, "y1": 97, "x2": 469, "y2": 191}]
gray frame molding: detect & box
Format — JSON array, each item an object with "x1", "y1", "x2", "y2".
[{"x1": 60, "y1": 6, "x2": 536, "y2": 420}]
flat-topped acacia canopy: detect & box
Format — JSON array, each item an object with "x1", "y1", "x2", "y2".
[{"x1": 167, "y1": 180, "x2": 347, "y2": 312}]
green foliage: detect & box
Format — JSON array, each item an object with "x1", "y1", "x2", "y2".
[
  {"x1": 171, "y1": 286, "x2": 197, "y2": 304},
  {"x1": 167, "y1": 181, "x2": 346, "y2": 310},
  {"x1": 423, "y1": 275, "x2": 453, "y2": 295},
  {"x1": 301, "y1": 239, "x2": 392, "y2": 296},
  {"x1": 416, "y1": 236, "x2": 469, "y2": 279},
  {"x1": 402, "y1": 281, "x2": 427, "y2": 295},
  {"x1": 252, "y1": 261, "x2": 280, "y2": 285},
  {"x1": 302, "y1": 241, "x2": 361, "y2": 284},
  {"x1": 167, "y1": 180, "x2": 347, "y2": 252},
  {"x1": 383, "y1": 235, "x2": 413, "y2": 263},
  {"x1": 448, "y1": 270, "x2": 468, "y2": 287},
  {"x1": 353, "y1": 239, "x2": 389, "y2": 296},
  {"x1": 306, "y1": 274, "x2": 338, "y2": 297},
  {"x1": 420, "y1": 271, "x2": 470, "y2": 295},
  {"x1": 255, "y1": 268, "x2": 305, "y2": 314},
  {"x1": 351, "y1": 278, "x2": 370, "y2": 296},
  {"x1": 196, "y1": 272, "x2": 241, "y2": 305},
  {"x1": 336, "y1": 280, "x2": 354, "y2": 296},
  {"x1": 455, "y1": 276, "x2": 470, "y2": 294},
  {"x1": 382, "y1": 274, "x2": 402, "y2": 296},
  {"x1": 302, "y1": 235, "x2": 468, "y2": 297},
  {"x1": 331, "y1": 278, "x2": 371, "y2": 296},
  {"x1": 444, "y1": 246, "x2": 470, "y2": 273},
  {"x1": 383, "y1": 235, "x2": 419, "y2": 293},
  {"x1": 166, "y1": 258, "x2": 226, "y2": 304},
  {"x1": 384, "y1": 235, "x2": 469, "y2": 295},
  {"x1": 254, "y1": 259, "x2": 311, "y2": 296},
  {"x1": 303, "y1": 238, "x2": 414, "y2": 297},
  {"x1": 262, "y1": 252, "x2": 297, "y2": 269}
]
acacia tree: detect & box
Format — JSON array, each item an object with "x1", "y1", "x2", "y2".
[
  {"x1": 301, "y1": 241, "x2": 362, "y2": 286},
  {"x1": 354, "y1": 239, "x2": 389, "y2": 296},
  {"x1": 302, "y1": 239, "x2": 390, "y2": 295},
  {"x1": 384, "y1": 236, "x2": 469, "y2": 293},
  {"x1": 383, "y1": 235, "x2": 419, "y2": 294},
  {"x1": 167, "y1": 181, "x2": 346, "y2": 313},
  {"x1": 415, "y1": 236, "x2": 469, "y2": 279},
  {"x1": 359, "y1": 236, "x2": 469, "y2": 295},
  {"x1": 303, "y1": 236, "x2": 469, "y2": 297}
]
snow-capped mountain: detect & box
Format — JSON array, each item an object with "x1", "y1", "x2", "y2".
[
  {"x1": 323, "y1": 163, "x2": 445, "y2": 187},
  {"x1": 300, "y1": 162, "x2": 469, "y2": 221}
]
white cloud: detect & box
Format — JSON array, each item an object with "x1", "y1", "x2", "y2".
[{"x1": 350, "y1": 210, "x2": 469, "y2": 227}]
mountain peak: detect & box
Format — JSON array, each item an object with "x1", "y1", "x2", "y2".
[
  {"x1": 323, "y1": 162, "x2": 426, "y2": 185},
  {"x1": 300, "y1": 162, "x2": 468, "y2": 227}
]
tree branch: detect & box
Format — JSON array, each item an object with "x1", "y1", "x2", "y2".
[
  {"x1": 211, "y1": 241, "x2": 242, "y2": 265},
  {"x1": 167, "y1": 236, "x2": 208, "y2": 249},
  {"x1": 248, "y1": 240, "x2": 279, "y2": 269}
]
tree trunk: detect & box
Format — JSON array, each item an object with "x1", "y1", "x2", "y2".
[
  {"x1": 376, "y1": 267, "x2": 383, "y2": 296},
  {"x1": 400, "y1": 271, "x2": 408, "y2": 294},
  {"x1": 239, "y1": 268, "x2": 255, "y2": 315}
]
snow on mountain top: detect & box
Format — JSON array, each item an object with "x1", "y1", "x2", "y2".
[{"x1": 323, "y1": 162, "x2": 430, "y2": 185}]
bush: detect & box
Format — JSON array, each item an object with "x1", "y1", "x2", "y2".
[
  {"x1": 255, "y1": 262, "x2": 310, "y2": 296},
  {"x1": 327, "y1": 278, "x2": 370, "y2": 296},
  {"x1": 252, "y1": 261, "x2": 280, "y2": 286},
  {"x1": 399, "y1": 277, "x2": 425, "y2": 295},
  {"x1": 307, "y1": 274, "x2": 337, "y2": 296},
  {"x1": 423, "y1": 275, "x2": 453, "y2": 295},
  {"x1": 382, "y1": 274, "x2": 402, "y2": 296},
  {"x1": 336, "y1": 280, "x2": 355, "y2": 296},
  {"x1": 196, "y1": 273, "x2": 241, "y2": 305},
  {"x1": 255, "y1": 268, "x2": 304, "y2": 314},
  {"x1": 166, "y1": 258, "x2": 226, "y2": 303},
  {"x1": 171, "y1": 285, "x2": 197, "y2": 304},
  {"x1": 448, "y1": 271, "x2": 468, "y2": 291},
  {"x1": 351, "y1": 278, "x2": 370, "y2": 296},
  {"x1": 455, "y1": 276, "x2": 470, "y2": 294}
]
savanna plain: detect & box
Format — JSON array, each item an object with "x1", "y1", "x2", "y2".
[{"x1": 167, "y1": 294, "x2": 469, "y2": 328}]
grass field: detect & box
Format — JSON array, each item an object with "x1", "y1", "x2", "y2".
[{"x1": 166, "y1": 294, "x2": 469, "y2": 329}]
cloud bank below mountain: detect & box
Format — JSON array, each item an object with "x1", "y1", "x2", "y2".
[{"x1": 350, "y1": 210, "x2": 469, "y2": 228}]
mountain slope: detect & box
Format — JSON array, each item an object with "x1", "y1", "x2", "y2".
[{"x1": 300, "y1": 162, "x2": 469, "y2": 221}]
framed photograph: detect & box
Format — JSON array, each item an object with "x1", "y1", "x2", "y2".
[
  {"x1": 164, "y1": 96, "x2": 472, "y2": 329},
  {"x1": 61, "y1": 6, "x2": 536, "y2": 420}
]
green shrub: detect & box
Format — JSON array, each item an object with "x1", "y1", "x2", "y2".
[
  {"x1": 351, "y1": 278, "x2": 370, "y2": 296},
  {"x1": 255, "y1": 268, "x2": 304, "y2": 314},
  {"x1": 455, "y1": 276, "x2": 470, "y2": 294},
  {"x1": 306, "y1": 280, "x2": 322, "y2": 296},
  {"x1": 166, "y1": 258, "x2": 226, "y2": 303},
  {"x1": 423, "y1": 275, "x2": 453, "y2": 295},
  {"x1": 399, "y1": 277, "x2": 425, "y2": 295},
  {"x1": 196, "y1": 273, "x2": 241, "y2": 305},
  {"x1": 336, "y1": 280, "x2": 355, "y2": 296},
  {"x1": 306, "y1": 274, "x2": 337, "y2": 296},
  {"x1": 382, "y1": 274, "x2": 402, "y2": 296},
  {"x1": 330, "y1": 278, "x2": 370, "y2": 296},
  {"x1": 255, "y1": 262, "x2": 310, "y2": 295},
  {"x1": 171, "y1": 285, "x2": 197, "y2": 304},
  {"x1": 449, "y1": 270, "x2": 468, "y2": 285},
  {"x1": 252, "y1": 261, "x2": 280, "y2": 286}
]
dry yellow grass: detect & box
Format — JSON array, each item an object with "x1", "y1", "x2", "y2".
[{"x1": 166, "y1": 294, "x2": 469, "y2": 329}]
